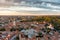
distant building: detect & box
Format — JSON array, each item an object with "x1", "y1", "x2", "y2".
[{"x1": 47, "y1": 24, "x2": 54, "y2": 30}]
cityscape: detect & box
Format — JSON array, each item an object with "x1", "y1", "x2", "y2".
[
  {"x1": 0, "y1": 0, "x2": 60, "y2": 40},
  {"x1": 0, "y1": 16, "x2": 60, "y2": 40}
]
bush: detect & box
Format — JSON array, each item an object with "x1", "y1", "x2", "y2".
[{"x1": 10, "y1": 27, "x2": 16, "y2": 31}]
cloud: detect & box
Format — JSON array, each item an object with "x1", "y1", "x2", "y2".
[
  {"x1": 0, "y1": 0, "x2": 60, "y2": 12},
  {"x1": 41, "y1": 0, "x2": 60, "y2": 3},
  {"x1": 0, "y1": 6, "x2": 60, "y2": 12},
  {"x1": 0, "y1": 0, "x2": 6, "y2": 3}
]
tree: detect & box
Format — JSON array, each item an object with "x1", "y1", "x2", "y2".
[
  {"x1": 0, "y1": 28, "x2": 6, "y2": 31},
  {"x1": 10, "y1": 27, "x2": 16, "y2": 31}
]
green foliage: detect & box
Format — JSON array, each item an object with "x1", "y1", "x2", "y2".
[
  {"x1": 10, "y1": 27, "x2": 16, "y2": 31},
  {"x1": 38, "y1": 32, "x2": 43, "y2": 37}
]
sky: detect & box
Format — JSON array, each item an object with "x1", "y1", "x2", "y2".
[
  {"x1": 0, "y1": 0, "x2": 60, "y2": 4},
  {"x1": 41, "y1": 0, "x2": 60, "y2": 3},
  {"x1": 0, "y1": 0, "x2": 60, "y2": 12}
]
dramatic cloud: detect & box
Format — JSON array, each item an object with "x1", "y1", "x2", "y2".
[
  {"x1": 0, "y1": 0, "x2": 60, "y2": 11},
  {"x1": 41, "y1": 0, "x2": 60, "y2": 3}
]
